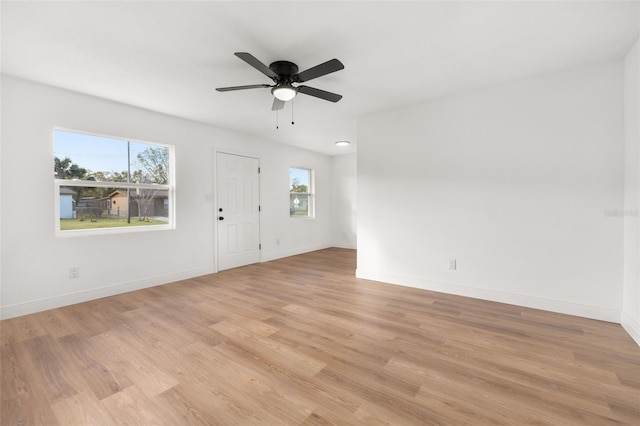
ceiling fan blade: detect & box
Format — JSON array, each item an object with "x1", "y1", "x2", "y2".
[
  {"x1": 272, "y1": 98, "x2": 285, "y2": 111},
  {"x1": 216, "y1": 84, "x2": 271, "y2": 92},
  {"x1": 297, "y1": 85, "x2": 342, "y2": 103},
  {"x1": 235, "y1": 52, "x2": 278, "y2": 80},
  {"x1": 294, "y1": 59, "x2": 344, "y2": 83}
]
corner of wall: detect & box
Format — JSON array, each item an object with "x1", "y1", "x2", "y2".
[
  {"x1": 622, "y1": 312, "x2": 640, "y2": 346},
  {"x1": 330, "y1": 153, "x2": 357, "y2": 250},
  {"x1": 622, "y1": 35, "x2": 640, "y2": 347}
]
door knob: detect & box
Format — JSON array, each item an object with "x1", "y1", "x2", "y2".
[{"x1": 218, "y1": 216, "x2": 224, "y2": 221}]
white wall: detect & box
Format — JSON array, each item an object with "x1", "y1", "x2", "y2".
[
  {"x1": 331, "y1": 153, "x2": 357, "y2": 249},
  {"x1": 357, "y1": 60, "x2": 625, "y2": 322},
  {"x1": 259, "y1": 146, "x2": 333, "y2": 262},
  {"x1": 0, "y1": 75, "x2": 333, "y2": 319},
  {"x1": 623, "y1": 37, "x2": 640, "y2": 345}
]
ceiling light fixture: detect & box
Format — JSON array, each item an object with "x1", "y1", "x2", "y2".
[
  {"x1": 335, "y1": 140, "x2": 350, "y2": 147},
  {"x1": 271, "y1": 84, "x2": 297, "y2": 101}
]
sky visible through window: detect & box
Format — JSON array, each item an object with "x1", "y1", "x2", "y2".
[
  {"x1": 289, "y1": 167, "x2": 310, "y2": 190},
  {"x1": 54, "y1": 130, "x2": 153, "y2": 174}
]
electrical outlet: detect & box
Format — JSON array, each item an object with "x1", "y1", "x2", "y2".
[
  {"x1": 449, "y1": 259, "x2": 457, "y2": 271},
  {"x1": 69, "y1": 267, "x2": 79, "y2": 279}
]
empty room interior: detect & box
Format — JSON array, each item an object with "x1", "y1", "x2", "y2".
[{"x1": 2, "y1": 1, "x2": 640, "y2": 425}]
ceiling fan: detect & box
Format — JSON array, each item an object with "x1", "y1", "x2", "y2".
[{"x1": 216, "y1": 52, "x2": 344, "y2": 111}]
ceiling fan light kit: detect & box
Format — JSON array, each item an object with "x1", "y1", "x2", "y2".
[
  {"x1": 335, "y1": 140, "x2": 350, "y2": 147},
  {"x1": 216, "y1": 52, "x2": 344, "y2": 121},
  {"x1": 272, "y1": 84, "x2": 297, "y2": 101}
]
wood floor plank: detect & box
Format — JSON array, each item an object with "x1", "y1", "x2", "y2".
[
  {"x1": 172, "y1": 343, "x2": 295, "y2": 425},
  {"x1": 1, "y1": 338, "x2": 60, "y2": 425},
  {"x1": 211, "y1": 321, "x2": 328, "y2": 378},
  {"x1": 51, "y1": 391, "x2": 116, "y2": 426},
  {"x1": 21, "y1": 335, "x2": 78, "y2": 404},
  {"x1": 86, "y1": 331, "x2": 179, "y2": 398},
  {"x1": 1, "y1": 248, "x2": 639, "y2": 425},
  {"x1": 100, "y1": 385, "x2": 177, "y2": 425}
]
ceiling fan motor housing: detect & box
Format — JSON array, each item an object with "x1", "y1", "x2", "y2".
[{"x1": 269, "y1": 61, "x2": 299, "y2": 82}]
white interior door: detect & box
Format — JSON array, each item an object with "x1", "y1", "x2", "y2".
[{"x1": 216, "y1": 152, "x2": 260, "y2": 271}]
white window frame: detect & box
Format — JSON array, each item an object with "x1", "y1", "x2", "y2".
[
  {"x1": 289, "y1": 167, "x2": 314, "y2": 219},
  {"x1": 54, "y1": 129, "x2": 175, "y2": 237}
]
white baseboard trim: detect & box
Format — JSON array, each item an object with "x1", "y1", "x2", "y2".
[
  {"x1": 261, "y1": 243, "x2": 332, "y2": 262},
  {"x1": 331, "y1": 242, "x2": 357, "y2": 250},
  {"x1": 356, "y1": 269, "x2": 621, "y2": 323},
  {"x1": 0, "y1": 266, "x2": 216, "y2": 320},
  {"x1": 622, "y1": 312, "x2": 640, "y2": 347}
]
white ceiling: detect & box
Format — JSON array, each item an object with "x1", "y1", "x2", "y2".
[{"x1": 2, "y1": 1, "x2": 638, "y2": 155}]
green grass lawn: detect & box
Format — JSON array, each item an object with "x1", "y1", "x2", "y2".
[{"x1": 60, "y1": 217, "x2": 168, "y2": 230}]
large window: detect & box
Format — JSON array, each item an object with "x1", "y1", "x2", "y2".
[
  {"x1": 54, "y1": 129, "x2": 174, "y2": 235},
  {"x1": 290, "y1": 167, "x2": 313, "y2": 218}
]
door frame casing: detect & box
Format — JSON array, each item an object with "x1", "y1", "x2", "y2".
[{"x1": 213, "y1": 148, "x2": 262, "y2": 272}]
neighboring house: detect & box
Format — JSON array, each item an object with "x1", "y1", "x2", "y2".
[
  {"x1": 107, "y1": 189, "x2": 169, "y2": 218},
  {"x1": 59, "y1": 187, "x2": 76, "y2": 219},
  {"x1": 108, "y1": 190, "x2": 130, "y2": 219}
]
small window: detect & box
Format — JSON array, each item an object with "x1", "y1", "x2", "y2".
[
  {"x1": 54, "y1": 129, "x2": 174, "y2": 235},
  {"x1": 290, "y1": 167, "x2": 313, "y2": 218}
]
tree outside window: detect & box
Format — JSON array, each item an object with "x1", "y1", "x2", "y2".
[{"x1": 54, "y1": 129, "x2": 173, "y2": 234}]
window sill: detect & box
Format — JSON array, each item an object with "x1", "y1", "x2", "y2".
[{"x1": 55, "y1": 223, "x2": 174, "y2": 238}]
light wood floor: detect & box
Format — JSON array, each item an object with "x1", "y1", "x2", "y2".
[{"x1": 2, "y1": 248, "x2": 639, "y2": 425}]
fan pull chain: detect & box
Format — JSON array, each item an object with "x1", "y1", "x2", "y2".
[
  {"x1": 291, "y1": 100, "x2": 295, "y2": 125},
  {"x1": 276, "y1": 110, "x2": 279, "y2": 130}
]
